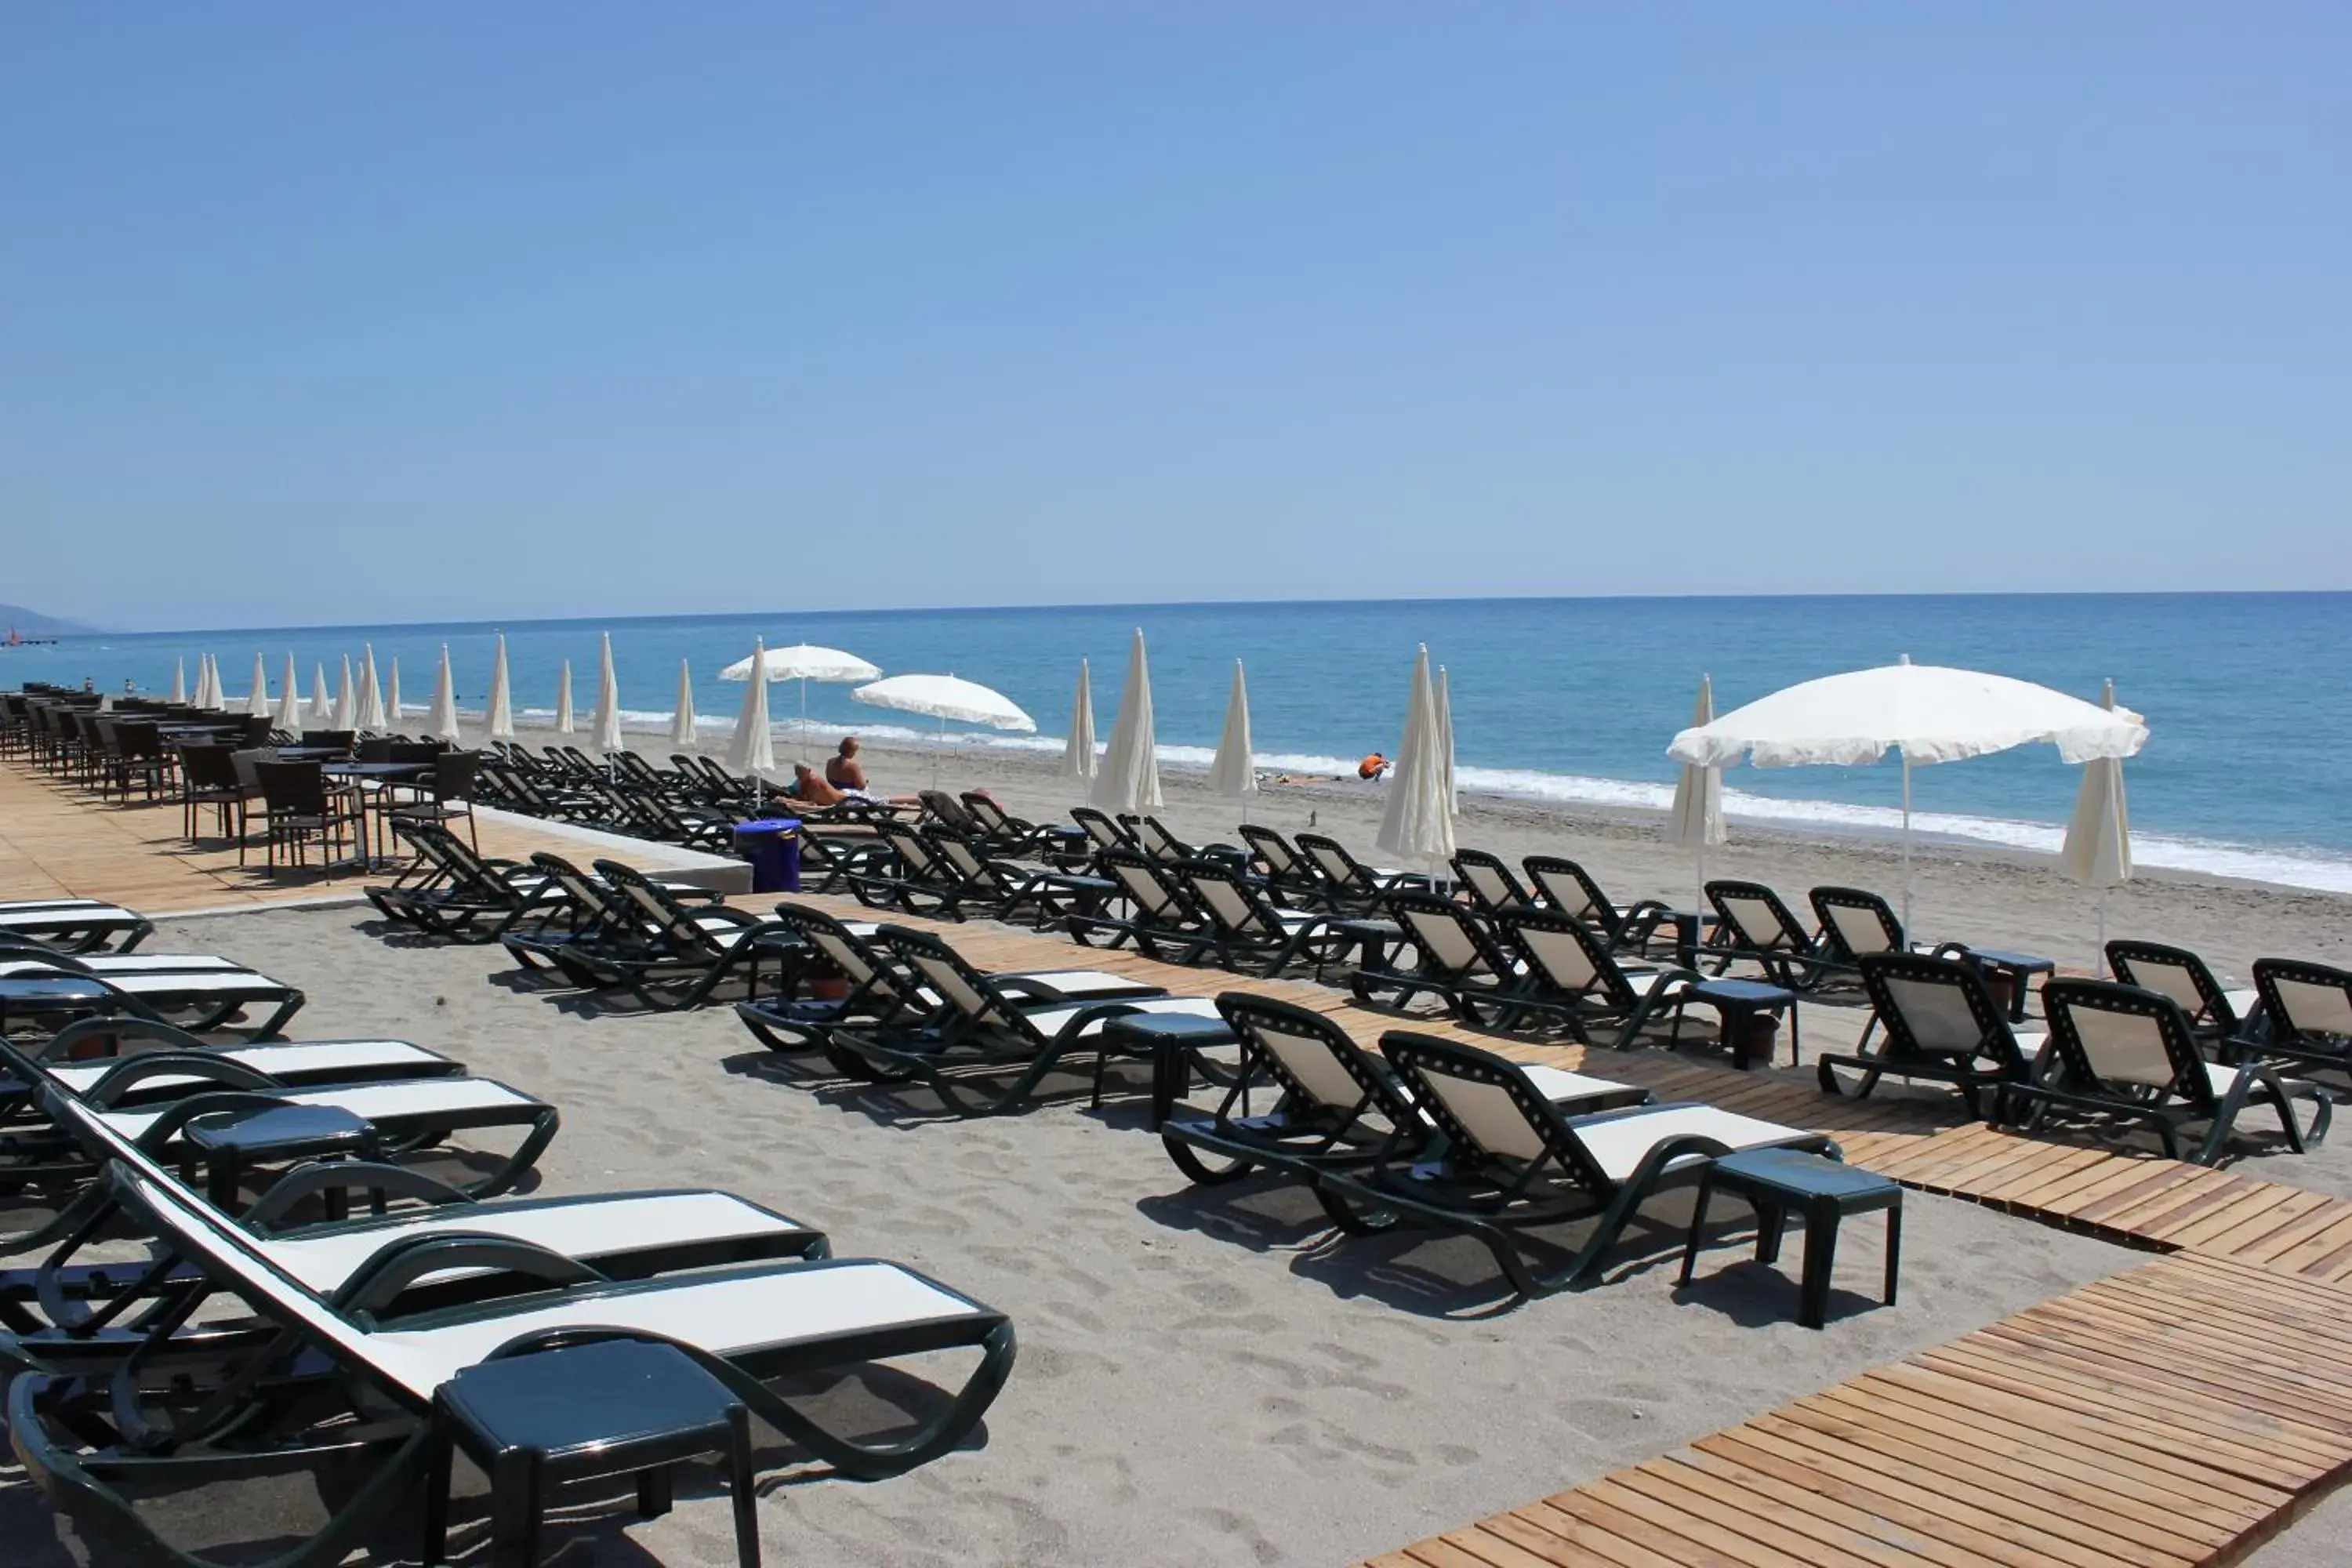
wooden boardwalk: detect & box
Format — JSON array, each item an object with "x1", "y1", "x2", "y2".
[
  {"x1": 1367, "y1": 1254, "x2": 2352, "y2": 1568},
  {"x1": 0, "y1": 760, "x2": 720, "y2": 916}
]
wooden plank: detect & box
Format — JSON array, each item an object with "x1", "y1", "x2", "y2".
[{"x1": 1612, "y1": 1462, "x2": 1892, "y2": 1568}]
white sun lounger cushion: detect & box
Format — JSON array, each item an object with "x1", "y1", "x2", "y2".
[
  {"x1": 114, "y1": 1171, "x2": 977, "y2": 1406},
  {"x1": 256, "y1": 1192, "x2": 810, "y2": 1294},
  {"x1": 1022, "y1": 996, "x2": 1226, "y2": 1038},
  {"x1": 102, "y1": 1077, "x2": 539, "y2": 1142},
  {"x1": 0, "y1": 902, "x2": 139, "y2": 925},
  {"x1": 1574, "y1": 1106, "x2": 1810, "y2": 1185},
  {"x1": 0, "y1": 899, "x2": 118, "y2": 914},
  {"x1": 365, "y1": 1261, "x2": 984, "y2": 1400},
  {"x1": 0, "y1": 966, "x2": 289, "y2": 995},
  {"x1": 49, "y1": 1040, "x2": 449, "y2": 1098},
  {"x1": 53, "y1": 955, "x2": 245, "y2": 975},
  {"x1": 1517, "y1": 1065, "x2": 1639, "y2": 1107},
  {"x1": 1011, "y1": 970, "x2": 1157, "y2": 998}
]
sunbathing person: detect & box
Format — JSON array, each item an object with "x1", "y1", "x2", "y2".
[
  {"x1": 787, "y1": 762, "x2": 919, "y2": 811},
  {"x1": 826, "y1": 736, "x2": 869, "y2": 791}
]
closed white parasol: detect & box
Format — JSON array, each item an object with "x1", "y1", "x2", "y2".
[
  {"x1": 170, "y1": 659, "x2": 187, "y2": 705},
  {"x1": 332, "y1": 655, "x2": 355, "y2": 731},
  {"x1": 1670, "y1": 657, "x2": 2147, "y2": 930},
  {"x1": 309, "y1": 662, "x2": 333, "y2": 726},
  {"x1": 670, "y1": 659, "x2": 698, "y2": 749},
  {"x1": 1376, "y1": 645, "x2": 1454, "y2": 867},
  {"x1": 358, "y1": 645, "x2": 387, "y2": 733},
  {"x1": 1434, "y1": 665, "x2": 1457, "y2": 817},
  {"x1": 274, "y1": 654, "x2": 302, "y2": 732},
  {"x1": 2059, "y1": 677, "x2": 2135, "y2": 973},
  {"x1": 726, "y1": 639, "x2": 775, "y2": 779},
  {"x1": 554, "y1": 660, "x2": 575, "y2": 735},
  {"x1": 1089, "y1": 629, "x2": 1160, "y2": 815},
  {"x1": 427, "y1": 645, "x2": 460, "y2": 742},
  {"x1": 590, "y1": 633, "x2": 623, "y2": 753},
  {"x1": 245, "y1": 654, "x2": 271, "y2": 718},
  {"x1": 485, "y1": 635, "x2": 515, "y2": 742},
  {"x1": 385, "y1": 659, "x2": 402, "y2": 728},
  {"x1": 1060, "y1": 659, "x2": 1097, "y2": 782},
  {"x1": 1207, "y1": 659, "x2": 1256, "y2": 804},
  {"x1": 720, "y1": 642, "x2": 881, "y2": 741},
  {"x1": 1664, "y1": 673, "x2": 1727, "y2": 923}
]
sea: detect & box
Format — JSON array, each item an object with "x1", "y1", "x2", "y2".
[{"x1": 9, "y1": 593, "x2": 2348, "y2": 894}]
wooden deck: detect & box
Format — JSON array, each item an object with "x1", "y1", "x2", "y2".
[
  {"x1": 0, "y1": 759, "x2": 724, "y2": 916},
  {"x1": 778, "y1": 895, "x2": 2352, "y2": 1563},
  {"x1": 1367, "y1": 1254, "x2": 2352, "y2": 1568}
]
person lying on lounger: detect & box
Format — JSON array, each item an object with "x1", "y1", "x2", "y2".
[{"x1": 786, "y1": 762, "x2": 920, "y2": 811}]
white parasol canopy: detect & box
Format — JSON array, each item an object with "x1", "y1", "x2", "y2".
[
  {"x1": 309, "y1": 662, "x2": 332, "y2": 726},
  {"x1": 1434, "y1": 665, "x2": 1457, "y2": 818},
  {"x1": 358, "y1": 645, "x2": 387, "y2": 733},
  {"x1": 590, "y1": 633, "x2": 623, "y2": 753},
  {"x1": 1670, "y1": 658, "x2": 2149, "y2": 930},
  {"x1": 1060, "y1": 659, "x2": 1097, "y2": 782},
  {"x1": 170, "y1": 659, "x2": 187, "y2": 705},
  {"x1": 245, "y1": 654, "x2": 271, "y2": 718},
  {"x1": 855, "y1": 672, "x2": 1034, "y2": 788},
  {"x1": 2060, "y1": 677, "x2": 2135, "y2": 973},
  {"x1": 1376, "y1": 644, "x2": 1454, "y2": 866},
  {"x1": 725, "y1": 638, "x2": 775, "y2": 778},
  {"x1": 485, "y1": 635, "x2": 515, "y2": 742},
  {"x1": 554, "y1": 660, "x2": 575, "y2": 735},
  {"x1": 192, "y1": 654, "x2": 215, "y2": 711},
  {"x1": 1207, "y1": 659, "x2": 1257, "y2": 801},
  {"x1": 720, "y1": 642, "x2": 881, "y2": 739},
  {"x1": 385, "y1": 659, "x2": 403, "y2": 728},
  {"x1": 332, "y1": 655, "x2": 355, "y2": 731},
  {"x1": 670, "y1": 659, "x2": 698, "y2": 748},
  {"x1": 274, "y1": 654, "x2": 302, "y2": 731},
  {"x1": 426, "y1": 645, "x2": 460, "y2": 742},
  {"x1": 1089, "y1": 629, "x2": 1161, "y2": 814}
]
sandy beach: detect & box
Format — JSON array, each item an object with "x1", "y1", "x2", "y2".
[{"x1": 2, "y1": 902, "x2": 2142, "y2": 1566}]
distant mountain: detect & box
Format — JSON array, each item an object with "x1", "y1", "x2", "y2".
[{"x1": 0, "y1": 603, "x2": 101, "y2": 637}]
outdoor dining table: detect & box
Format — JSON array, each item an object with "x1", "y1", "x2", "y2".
[{"x1": 321, "y1": 760, "x2": 434, "y2": 871}]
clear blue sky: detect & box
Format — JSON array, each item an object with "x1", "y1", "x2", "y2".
[{"x1": 5, "y1": 5, "x2": 2346, "y2": 630}]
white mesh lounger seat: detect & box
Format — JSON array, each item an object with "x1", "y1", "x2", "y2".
[
  {"x1": 87, "y1": 1075, "x2": 561, "y2": 1200},
  {"x1": 1315, "y1": 1032, "x2": 1835, "y2": 1301},
  {"x1": 0, "y1": 900, "x2": 155, "y2": 954},
  {"x1": 1822, "y1": 953, "x2": 2047, "y2": 1116},
  {"x1": 0, "y1": 955, "x2": 307, "y2": 1038},
  {"x1": 1, "y1": 1163, "x2": 1015, "y2": 1566},
  {"x1": 831, "y1": 925, "x2": 1235, "y2": 1116},
  {"x1": 45, "y1": 1040, "x2": 461, "y2": 1101}
]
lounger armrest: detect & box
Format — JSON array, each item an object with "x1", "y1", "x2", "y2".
[
  {"x1": 331, "y1": 1232, "x2": 608, "y2": 1319},
  {"x1": 37, "y1": 1014, "x2": 210, "y2": 1062},
  {"x1": 243, "y1": 1161, "x2": 475, "y2": 1232},
  {"x1": 80, "y1": 1052, "x2": 278, "y2": 1108}
]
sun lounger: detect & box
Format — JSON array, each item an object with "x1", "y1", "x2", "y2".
[
  {"x1": 1169, "y1": 858, "x2": 1352, "y2": 978},
  {"x1": 0, "y1": 950, "x2": 307, "y2": 1040},
  {"x1": 829, "y1": 926, "x2": 1229, "y2": 1116},
  {"x1": 1701, "y1": 879, "x2": 1859, "y2": 993},
  {"x1": 1808, "y1": 886, "x2": 1965, "y2": 967},
  {"x1": 926, "y1": 829, "x2": 1117, "y2": 931},
  {"x1": 1519, "y1": 856, "x2": 1675, "y2": 954},
  {"x1": 1161, "y1": 995, "x2": 1648, "y2": 1193},
  {"x1": 3, "y1": 1158, "x2": 1014, "y2": 1564},
  {"x1": 1294, "y1": 833, "x2": 1432, "y2": 914},
  {"x1": 1314, "y1": 1033, "x2": 1835, "y2": 1300},
  {"x1": 1350, "y1": 892, "x2": 1523, "y2": 1022},
  {"x1": 1450, "y1": 848, "x2": 1537, "y2": 916},
  {"x1": 495, "y1": 852, "x2": 719, "y2": 982},
  {"x1": 2, "y1": 1089, "x2": 827, "y2": 1336},
  {"x1": 550, "y1": 858, "x2": 781, "y2": 1010},
  {"x1": 0, "y1": 898, "x2": 154, "y2": 955},
  {"x1": 1487, "y1": 907, "x2": 1699, "y2": 1045},
  {"x1": 2245, "y1": 958, "x2": 2352, "y2": 1079},
  {"x1": 1067, "y1": 848, "x2": 1216, "y2": 961},
  {"x1": 1236, "y1": 824, "x2": 1324, "y2": 906},
  {"x1": 2104, "y1": 940, "x2": 2265, "y2": 1050},
  {"x1": 2003, "y1": 978, "x2": 2329, "y2": 1164},
  {"x1": 844, "y1": 820, "x2": 992, "y2": 919},
  {"x1": 1820, "y1": 953, "x2": 2046, "y2": 1116}
]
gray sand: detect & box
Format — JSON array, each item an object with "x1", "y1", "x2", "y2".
[{"x1": 7, "y1": 906, "x2": 2142, "y2": 1566}]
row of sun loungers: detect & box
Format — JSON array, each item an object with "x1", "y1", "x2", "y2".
[{"x1": 0, "y1": 896, "x2": 1018, "y2": 1562}]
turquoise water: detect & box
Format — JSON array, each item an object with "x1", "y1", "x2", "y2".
[{"x1": 12, "y1": 593, "x2": 2349, "y2": 892}]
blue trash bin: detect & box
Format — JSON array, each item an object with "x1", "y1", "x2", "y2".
[{"x1": 731, "y1": 818, "x2": 802, "y2": 894}]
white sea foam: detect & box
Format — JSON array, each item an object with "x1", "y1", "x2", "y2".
[{"x1": 492, "y1": 707, "x2": 2352, "y2": 895}]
